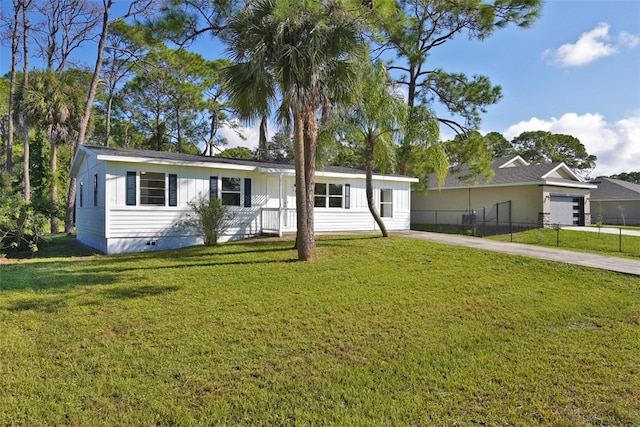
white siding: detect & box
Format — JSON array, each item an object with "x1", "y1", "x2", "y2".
[{"x1": 72, "y1": 148, "x2": 414, "y2": 254}]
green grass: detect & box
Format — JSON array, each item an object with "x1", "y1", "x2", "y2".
[
  {"x1": 1, "y1": 235, "x2": 640, "y2": 425},
  {"x1": 488, "y1": 228, "x2": 640, "y2": 259}
]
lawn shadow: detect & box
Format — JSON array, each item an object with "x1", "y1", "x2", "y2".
[
  {"x1": 4, "y1": 234, "x2": 101, "y2": 260},
  {"x1": 100, "y1": 284, "x2": 181, "y2": 300}
]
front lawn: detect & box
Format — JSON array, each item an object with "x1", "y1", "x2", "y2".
[{"x1": 1, "y1": 235, "x2": 639, "y2": 425}]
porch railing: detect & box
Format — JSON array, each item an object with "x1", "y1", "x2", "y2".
[{"x1": 261, "y1": 208, "x2": 296, "y2": 236}]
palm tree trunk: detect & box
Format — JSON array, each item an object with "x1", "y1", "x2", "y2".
[
  {"x1": 365, "y1": 134, "x2": 388, "y2": 237},
  {"x1": 293, "y1": 113, "x2": 312, "y2": 261},
  {"x1": 303, "y1": 110, "x2": 317, "y2": 249}
]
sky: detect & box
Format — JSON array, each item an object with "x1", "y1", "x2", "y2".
[
  {"x1": 1, "y1": 0, "x2": 638, "y2": 177},
  {"x1": 220, "y1": 0, "x2": 640, "y2": 177},
  {"x1": 426, "y1": 0, "x2": 640, "y2": 177}
]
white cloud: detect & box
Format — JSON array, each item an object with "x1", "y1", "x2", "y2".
[
  {"x1": 618, "y1": 31, "x2": 640, "y2": 48},
  {"x1": 214, "y1": 119, "x2": 275, "y2": 153},
  {"x1": 543, "y1": 22, "x2": 639, "y2": 67},
  {"x1": 503, "y1": 111, "x2": 640, "y2": 177}
]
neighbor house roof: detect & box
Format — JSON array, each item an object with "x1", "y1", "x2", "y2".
[
  {"x1": 70, "y1": 145, "x2": 418, "y2": 182},
  {"x1": 427, "y1": 155, "x2": 595, "y2": 190},
  {"x1": 590, "y1": 177, "x2": 640, "y2": 201}
]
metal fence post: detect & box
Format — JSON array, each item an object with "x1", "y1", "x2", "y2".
[{"x1": 620, "y1": 227, "x2": 622, "y2": 252}]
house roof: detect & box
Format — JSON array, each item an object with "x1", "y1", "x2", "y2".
[
  {"x1": 427, "y1": 155, "x2": 595, "y2": 190},
  {"x1": 70, "y1": 145, "x2": 418, "y2": 182},
  {"x1": 590, "y1": 177, "x2": 640, "y2": 201}
]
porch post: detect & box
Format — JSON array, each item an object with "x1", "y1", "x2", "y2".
[{"x1": 278, "y1": 173, "x2": 283, "y2": 237}]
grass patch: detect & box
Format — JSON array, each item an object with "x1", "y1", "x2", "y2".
[
  {"x1": 489, "y1": 228, "x2": 640, "y2": 259},
  {"x1": 1, "y1": 235, "x2": 639, "y2": 425}
]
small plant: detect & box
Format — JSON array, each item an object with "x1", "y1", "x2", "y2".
[
  {"x1": 618, "y1": 205, "x2": 626, "y2": 227},
  {"x1": 536, "y1": 231, "x2": 544, "y2": 243},
  {"x1": 595, "y1": 201, "x2": 604, "y2": 239},
  {"x1": 176, "y1": 198, "x2": 236, "y2": 246},
  {"x1": 0, "y1": 193, "x2": 47, "y2": 257}
]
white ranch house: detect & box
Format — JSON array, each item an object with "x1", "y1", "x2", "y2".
[{"x1": 70, "y1": 145, "x2": 418, "y2": 254}]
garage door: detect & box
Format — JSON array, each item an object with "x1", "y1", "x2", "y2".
[{"x1": 550, "y1": 196, "x2": 583, "y2": 226}]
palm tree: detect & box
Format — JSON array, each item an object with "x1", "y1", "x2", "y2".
[
  {"x1": 328, "y1": 61, "x2": 407, "y2": 236},
  {"x1": 224, "y1": 0, "x2": 365, "y2": 261},
  {"x1": 18, "y1": 69, "x2": 83, "y2": 233}
]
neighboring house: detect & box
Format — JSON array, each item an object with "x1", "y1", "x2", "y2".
[
  {"x1": 412, "y1": 156, "x2": 596, "y2": 228},
  {"x1": 69, "y1": 145, "x2": 418, "y2": 254},
  {"x1": 589, "y1": 177, "x2": 640, "y2": 226}
]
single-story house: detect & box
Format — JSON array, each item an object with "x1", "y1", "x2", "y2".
[
  {"x1": 70, "y1": 145, "x2": 418, "y2": 254},
  {"x1": 411, "y1": 155, "x2": 596, "y2": 228},
  {"x1": 589, "y1": 177, "x2": 640, "y2": 226}
]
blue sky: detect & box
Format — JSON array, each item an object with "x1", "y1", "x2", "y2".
[
  {"x1": 431, "y1": 0, "x2": 640, "y2": 177},
  {"x1": 2, "y1": 0, "x2": 638, "y2": 177},
  {"x1": 218, "y1": 0, "x2": 639, "y2": 177}
]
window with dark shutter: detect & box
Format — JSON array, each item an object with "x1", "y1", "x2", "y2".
[
  {"x1": 244, "y1": 178, "x2": 252, "y2": 207},
  {"x1": 169, "y1": 174, "x2": 177, "y2": 206},
  {"x1": 210, "y1": 176, "x2": 218, "y2": 201},
  {"x1": 126, "y1": 172, "x2": 137, "y2": 206},
  {"x1": 345, "y1": 184, "x2": 351, "y2": 209}
]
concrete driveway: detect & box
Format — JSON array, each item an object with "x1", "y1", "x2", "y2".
[{"x1": 395, "y1": 230, "x2": 640, "y2": 277}]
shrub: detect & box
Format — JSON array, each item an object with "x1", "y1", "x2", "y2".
[
  {"x1": 176, "y1": 198, "x2": 236, "y2": 246},
  {"x1": 0, "y1": 193, "x2": 47, "y2": 256}
]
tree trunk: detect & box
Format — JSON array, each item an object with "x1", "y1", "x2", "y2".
[
  {"x1": 293, "y1": 113, "x2": 311, "y2": 261},
  {"x1": 64, "y1": 0, "x2": 111, "y2": 234},
  {"x1": 7, "y1": 0, "x2": 21, "y2": 173},
  {"x1": 303, "y1": 110, "x2": 317, "y2": 250},
  {"x1": 50, "y1": 141, "x2": 59, "y2": 233},
  {"x1": 365, "y1": 134, "x2": 388, "y2": 237},
  {"x1": 104, "y1": 91, "x2": 113, "y2": 146},
  {"x1": 258, "y1": 115, "x2": 268, "y2": 160},
  {"x1": 21, "y1": 0, "x2": 31, "y2": 200}
]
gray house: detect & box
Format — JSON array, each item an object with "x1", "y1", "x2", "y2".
[
  {"x1": 412, "y1": 156, "x2": 596, "y2": 228},
  {"x1": 590, "y1": 177, "x2": 640, "y2": 226}
]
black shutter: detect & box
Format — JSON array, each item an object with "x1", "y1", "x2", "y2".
[
  {"x1": 244, "y1": 178, "x2": 252, "y2": 207},
  {"x1": 168, "y1": 174, "x2": 177, "y2": 206},
  {"x1": 126, "y1": 172, "x2": 136, "y2": 206},
  {"x1": 210, "y1": 176, "x2": 218, "y2": 200},
  {"x1": 344, "y1": 184, "x2": 351, "y2": 209}
]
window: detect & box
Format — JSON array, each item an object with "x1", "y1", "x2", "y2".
[
  {"x1": 93, "y1": 174, "x2": 98, "y2": 207},
  {"x1": 221, "y1": 177, "x2": 241, "y2": 206},
  {"x1": 126, "y1": 172, "x2": 137, "y2": 206},
  {"x1": 79, "y1": 180, "x2": 84, "y2": 207},
  {"x1": 380, "y1": 189, "x2": 393, "y2": 217},
  {"x1": 140, "y1": 171, "x2": 165, "y2": 206},
  {"x1": 315, "y1": 183, "x2": 343, "y2": 208}
]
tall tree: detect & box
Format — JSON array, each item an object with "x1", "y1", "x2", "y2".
[
  {"x1": 326, "y1": 60, "x2": 409, "y2": 237},
  {"x1": 64, "y1": 0, "x2": 157, "y2": 234},
  {"x1": 17, "y1": 69, "x2": 85, "y2": 233},
  {"x1": 510, "y1": 130, "x2": 597, "y2": 176},
  {"x1": 377, "y1": 0, "x2": 541, "y2": 173},
  {"x1": 19, "y1": 0, "x2": 32, "y2": 201},
  {"x1": 608, "y1": 171, "x2": 640, "y2": 184},
  {"x1": 445, "y1": 130, "x2": 494, "y2": 184},
  {"x1": 2, "y1": 0, "x2": 22, "y2": 173},
  {"x1": 484, "y1": 131, "x2": 511, "y2": 158},
  {"x1": 224, "y1": 0, "x2": 366, "y2": 261},
  {"x1": 33, "y1": 0, "x2": 101, "y2": 72}
]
